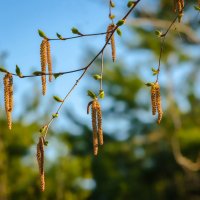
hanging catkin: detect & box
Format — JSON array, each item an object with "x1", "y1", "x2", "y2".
[
  {"x1": 4, "y1": 73, "x2": 13, "y2": 130},
  {"x1": 46, "y1": 40, "x2": 53, "y2": 82},
  {"x1": 92, "y1": 100, "x2": 98, "y2": 156},
  {"x1": 106, "y1": 24, "x2": 116, "y2": 62},
  {"x1": 96, "y1": 101, "x2": 103, "y2": 145},
  {"x1": 40, "y1": 39, "x2": 47, "y2": 95},
  {"x1": 155, "y1": 82, "x2": 163, "y2": 124},
  {"x1": 176, "y1": 0, "x2": 184, "y2": 22},
  {"x1": 151, "y1": 84, "x2": 157, "y2": 115},
  {"x1": 36, "y1": 136, "x2": 45, "y2": 192}
]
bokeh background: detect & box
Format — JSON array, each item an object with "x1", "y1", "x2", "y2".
[{"x1": 0, "y1": 0, "x2": 200, "y2": 199}]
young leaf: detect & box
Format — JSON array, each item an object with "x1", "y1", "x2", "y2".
[
  {"x1": 87, "y1": 90, "x2": 96, "y2": 99},
  {"x1": 0, "y1": 66, "x2": 8, "y2": 73},
  {"x1": 116, "y1": 28, "x2": 122, "y2": 36},
  {"x1": 93, "y1": 74, "x2": 102, "y2": 80},
  {"x1": 39, "y1": 125, "x2": 48, "y2": 134},
  {"x1": 53, "y1": 96, "x2": 63, "y2": 103},
  {"x1": 56, "y1": 33, "x2": 64, "y2": 40},
  {"x1": 38, "y1": 29, "x2": 47, "y2": 38},
  {"x1": 15, "y1": 65, "x2": 23, "y2": 77},
  {"x1": 116, "y1": 20, "x2": 125, "y2": 27},
  {"x1": 44, "y1": 140, "x2": 49, "y2": 146}
]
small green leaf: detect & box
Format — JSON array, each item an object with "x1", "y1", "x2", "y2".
[
  {"x1": 109, "y1": 14, "x2": 115, "y2": 20},
  {"x1": 15, "y1": 65, "x2": 23, "y2": 77},
  {"x1": 32, "y1": 71, "x2": 46, "y2": 76},
  {"x1": 194, "y1": 5, "x2": 200, "y2": 11},
  {"x1": 151, "y1": 67, "x2": 157, "y2": 73},
  {"x1": 145, "y1": 82, "x2": 153, "y2": 87},
  {"x1": 53, "y1": 73, "x2": 62, "y2": 79},
  {"x1": 71, "y1": 27, "x2": 80, "y2": 34},
  {"x1": 38, "y1": 29, "x2": 47, "y2": 38},
  {"x1": 99, "y1": 90, "x2": 105, "y2": 99},
  {"x1": 110, "y1": 1, "x2": 115, "y2": 7},
  {"x1": 0, "y1": 67, "x2": 8, "y2": 73},
  {"x1": 93, "y1": 74, "x2": 102, "y2": 80},
  {"x1": 87, "y1": 90, "x2": 96, "y2": 99},
  {"x1": 116, "y1": 28, "x2": 122, "y2": 36},
  {"x1": 155, "y1": 30, "x2": 162, "y2": 37},
  {"x1": 116, "y1": 20, "x2": 125, "y2": 27},
  {"x1": 52, "y1": 113, "x2": 59, "y2": 118},
  {"x1": 56, "y1": 33, "x2": 64, "y2": 40},
  {"x1": 53, "y1": 96, "x2": 63, "y2": 103},
  {"x1": 127, "y1": 1, "x2": 135, "y2": 8}
]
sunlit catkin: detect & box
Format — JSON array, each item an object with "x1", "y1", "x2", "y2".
[
  {"x1": 37, "y1": 136, "x2": 45, "y2": 192},
  {"x1": 151, "y1": 84, "x2": 157, "y2": 115},
  {"x1": 106, "y1": 24, "x2": 116, "y2": 62},
  {"x1": 155, "y1": 82, "x2": 163, "y2": 124},
  {"x1": 40, "y1": 39, "x2": 47, "y2": 95},
  {"x1": 91, "y1": 100, "x2": 98, "y2": 156},
  {"x1": 177, "y1": 0, "x2": 184, "y2": 22},
  {"x1": 4, "y1": 73, "x2": 13, "y2": 130},
  {"x1": 96, "y1": 101, "x2": 103, "y2": 145},
  {"x1": 46, "y1": 40, "x2": 52, "y2": 82}
]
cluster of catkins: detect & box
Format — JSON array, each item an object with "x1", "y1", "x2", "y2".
[
  {"x1": 151, "y1": 82, "x2": 163, "y2": 124},
  {"x1": 4, "y1": 73, "x2": 13, "y2": 130},
  {"x1": 40, "y1": 38, "x2": 52, "y2": 95},
  {"x1": 87, "y1": 99, "x2": 103, "y2": 156},
  {"x1": 173, "y1": 0, "x2": 184, "y2": 22}
]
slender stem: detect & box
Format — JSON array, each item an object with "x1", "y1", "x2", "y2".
[
  {"x1": 48, "y1": 31, "x2": 110, "y2": 41},
  {"x1": 100, "y1": 51, "x2": 104, "y2": 91},
  {"x1": 156, "y1": 15, "x2": 178, "y2": 82}
]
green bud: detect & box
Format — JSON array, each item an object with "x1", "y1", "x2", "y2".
[
  {"x1": 116, "y1": 28, "x2": 122, "y2": 36},
  {"x1": 38, "y1": 29, "x2": 47, "y2": 38},
  {"x1": 99, "y1": 90, "x2": 105, "y2": 99},
  {"x1": 116, "y1": 20, "x2": 125, "y2": 27},
  {"x1": 16, "y1": 65, "x2": 23, "y2": 77},
  {"x1": 93, "y1": 74, "x2": 102, "y2": 80},
  {"x1": 155, "y1": 30, "x2": 162, "y2": 37},
  {"x1": 0, "y1": 67, "x2": 8, "y2": 73},
  {"x1": 109, "y1": 14, "x2": 115, "y2": 20},
  {"x1": 110, "y1": 1, "x2": 115, "y2": 7},
  {"x1": 71, "y1": 27, "x2": 79, "y2": 34},
  {"x1": 53, "y1": 96, "x2": 63, "y2": 103},
  {"x1": 145, "y1": 83, "x2": 154, "y2": 87},
  {"x1": 53, "y1": 73, "x2": 62, "y2": 79},
  {"x1": 56, "y1": 33, "x2": 64, "y2": 40},
  {"x1": 44, "y1": 141, "x2": 49, "y2": 146},
  {"x1": 52, "y1": 113, "x2": 59, "y2": 118},
  {"x1": 127, "y1": 1, "x2": 135, "y2": 8},
  {"x1": 39, "y1": 125, "x2": 48, "y2": 134},
  {"x1": 87, "y1": 90, "x2": 97, "y2": 99}
]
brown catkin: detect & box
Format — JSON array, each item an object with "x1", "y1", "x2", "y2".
[
  {"x1": 198, "y1": 0, "x2": 200, "y2": 7},
  {"x1": 151, "y1": 84, "x2": 157, "y2": 115},
  {"x1": 36, "y1": 137, "x2": 45, "y2": 192},
  {"x1": 91, "y1": 100, "x2": 98, "y2": 156},
  {"x1": 40, "y1": 39, "x2": 47, "y2": 95},
  {"x1": 96, "y1": 101, "x2": 103, "y2": 145},
  {"x1": 177, "y1": 0, "x2": 184, "y2": 22},
  {"x1": 4, "y1": 73, "x2": 13, "y2": 130},
  {"x1": 46, "y1": 40, "x2": 53, "y2": 82},
  {"x1": 106, "y1": 24, "x2": 116, "y2": 62},
  {"x1": 155, "y1": 82, "x2": 163, "y2": 124}
]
